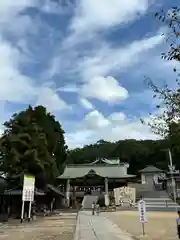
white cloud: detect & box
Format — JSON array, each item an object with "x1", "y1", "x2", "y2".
[
  {"x1": 83, "y1": 110, "x2": 110, "y2": 129},
  {"x1": 51, "y1": 32, "x2": 165, "y2": 109},
  {"x1": 79, "y1": 98, "x2": 94, "y2": 110},
  {"x1": 66, "y1": 109, "x2": 159, "y2": 148},
  {"x1": 58, "y1": 84, "x2": 79, "y2": 93},
  {"x1": 65, "y1": 129, "x2": 92, "y2": 149},
  {"x1": 61, "y1": 0, "x2": 154, "y2": 51},
  {"x1": 80, "y1": 76, "x2": 128, "y2": 103},
  {"x1": 0, "y1": 0, "x2": 38, "y2": 37},
  {"x1": 78, "y1": 33, "x2": 164, "y2": 80},
  {"x1": 71, "y1": 0, "x2": 150, "y2": 35},
  {"x1": 0, "y1": 1, "x2": 56, "y2": 38},
  {"x1": 0, "y1": 37, "x2": 69, "y2": 113},
  {"x1": 0, "y1": 37, "x2": 36, "y2": 102},
  {"x1": 0, "y1": 0, "x2": 36, "y2": 22},
  {"x1": 39, "y1": 0, "x2": 74, "y2": 14},
  {"x1": 108, "y1": 112, "x2": 126, "y2": 122},
  {"x1": 36, "y1": 87, "x2": 69, "y2": 112}
]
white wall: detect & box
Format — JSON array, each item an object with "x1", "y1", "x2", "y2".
[{"x1": 141, "y1": 173, "x2": 159, "y2": 185}]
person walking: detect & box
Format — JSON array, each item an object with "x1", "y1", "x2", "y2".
[
  {"x1": 129, "y1": 198, "x2": 132, "y2": 208},
  {"x1": 176, "y1": 211, "x2": 180, "y2": 239},
  {"x1": 96, "y1": 203, "x2": 100, "y2": 216},
  {"x1": 92, "y1": 202, "x2": 95, "y2": 215}
]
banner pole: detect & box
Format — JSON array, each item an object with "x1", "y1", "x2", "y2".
[
  {"x1": 28, "y1": 201, "x2": 32, "y2": 222},
  {"x1": 142, "y1": 222, "x2": 145, "y2": 236},
  {"x1": 21, "y1": 200, "x2": 25, "y2": 223}
]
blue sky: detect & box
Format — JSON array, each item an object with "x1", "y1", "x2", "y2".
[{"x1": 0, "y1": 0, "x2": 179, "y2": 148}]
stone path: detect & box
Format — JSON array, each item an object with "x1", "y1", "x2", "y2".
[{"x1": 74, "y1": 211, "x2": 134, "y2": 240}]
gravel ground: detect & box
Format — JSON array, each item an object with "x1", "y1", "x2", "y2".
[
  {"x1": 0, "y1": 214, "x2": 77, "y2": 240},
  {"x1": 102, "y1": 211, "x2": 179, "y2": 240}
]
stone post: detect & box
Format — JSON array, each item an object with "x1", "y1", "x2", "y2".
[
  {"x1": 65, "y1": 179, "x2": 70, "y2": 207},
  {"x1": 104, "y1": 177, "x2": 109, "y2": 206},
  {"x1": 105, "y1": 177, "x2": 109, "y2": 194}
]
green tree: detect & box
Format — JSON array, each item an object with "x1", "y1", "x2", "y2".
[
  {"x1": 155, "y1": 7, "x2": 180, "y2": 61},
  {"x1": 68, "y1": 139, "x2": 168, "y2": 174},
  {"x1": 141, "y1": 6, "x2": 180, "y2": 168},
  {"x1": 26, "y1": 106, "x2": 67, "y2": 172},
  {"x1": 142, "y1": 7, "x2": 180, "y2": 137},
  {"x1": 0, "y1": 105, "x2": 67, "y2": 186}
]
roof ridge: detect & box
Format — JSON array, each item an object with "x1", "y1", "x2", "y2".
[{"x1": 66, "y1": 164, "x2": 124, "y2": 167}]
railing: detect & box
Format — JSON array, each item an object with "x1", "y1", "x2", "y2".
[{"x1": 153, "y1": 180, "x2": 164, "y2": 190}]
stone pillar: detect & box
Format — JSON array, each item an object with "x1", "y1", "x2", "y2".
[
  {"x1": 105, "y1": 177, "x2": 108, "y2": 194},
  {"x1": 72, "y1": 185, "x2": 76, "y2": 208},
  {"x1": 65, "y1": 179, "x2": 70, "y2": 207},
  {"x1": 104, "y1": 178, "x2": 109, "y2": 206}
]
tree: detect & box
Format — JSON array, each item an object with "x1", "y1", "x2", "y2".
[
  {"x1": 140, "y1": 6, "x2": 180, "y2": 135},
  {"x1": 26, "y1": 106, "x2": 67, "y2": 173},
  {"x1": 141, "y1": 6, "x2": 180, "y2": 168},
  {"x1": 68, "y1": 139, "x2": 168, "y2": 174},
  {"x1": 0, "y1": 105, "x2": 67, "y2": 186},
  {"x1": 155, "y1": 7, "x2": 180, "y2": 61}
]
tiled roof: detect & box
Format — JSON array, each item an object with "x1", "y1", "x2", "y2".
[
  {"x1": 89, "y1": 158, "x2": 120, "y2": 165},
  {"x1": 57, "y1": 165, "x2": 135, "y2": 179},
  {"x1": 139, "y1": 165, "x2": 163, "y2": 173}
]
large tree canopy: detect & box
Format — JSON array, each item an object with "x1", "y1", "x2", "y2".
[{"x1": 0, "y1": 105, "x2": 67, "y2": 186}]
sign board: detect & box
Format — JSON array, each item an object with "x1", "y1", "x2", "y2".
[
  {"x1": 113, "y1": 187, "x2": 136, "y2": 205},
  {"x1": 22, "y1": 175, "x2": 35, "y2": 202},
  {"x1": 138, "y1": 200, "x2": 147, "y2": 223},
  {"x1": 105, "y1": 194, "x2": 109, "y2": 206}
]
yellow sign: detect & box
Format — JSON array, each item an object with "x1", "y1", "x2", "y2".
[
  {"x1": 23, "y1": 175, "x2": 35, "y2": 188},
  {"x1": 22, "y1": 175, "x2": 35, "y2": 201}
]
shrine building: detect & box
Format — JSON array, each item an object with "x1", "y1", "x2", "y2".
[{"x1": 57, "y1": 158, "x2": 136, "y2": 206}]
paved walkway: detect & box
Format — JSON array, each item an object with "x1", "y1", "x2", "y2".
[{"x1": 74, "y1": 211, "x2": 134, "y2": 240}]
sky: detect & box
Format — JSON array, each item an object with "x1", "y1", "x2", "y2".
[{"x1": 0, "y1": 0, "x2": 179, "y2": 149}]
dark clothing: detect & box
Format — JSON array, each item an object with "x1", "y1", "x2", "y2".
[
  {"x1": 178, "y1": 225, "x2": 180, "y2": 239},
  {"x1": 177, "y1": 217, "x2": 180, "y2": 238},
  {"x1": 92, "y1": 204, "x2": 95, "y2": 215}
]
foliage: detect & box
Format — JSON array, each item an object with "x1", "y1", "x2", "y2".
[
  {"x1": 142, "y1": 78, "x2": 180, "y2": 137},
  {"x1": 68, "y1": 139, "x2": 170, "y2": 174},
  {"x1": 67, "y1": 139, "x2": 118, "y2": 164},
  {"x1": 144, "y1": 7, "x2": 180, "y2": 137},
  {"x1": 0, "y1": 105, "x2": 67, "y2": 186},
  {"x1": 141, "y1": 6, "x2": 180, "y2": 169},
  {"x1": 155, "y1": 7, "x2": 180, "y2": 61}
]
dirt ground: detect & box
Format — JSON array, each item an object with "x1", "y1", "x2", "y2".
[
  {"x1": 0, "y1": 213, "x2": 77, "y2": 240},
  {"x1": 102, "y1": 211, "x2": 178, "y2": 240}
]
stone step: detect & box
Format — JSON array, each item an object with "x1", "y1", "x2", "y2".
[
  {"x1": 143, "y1": 198, "x2": 174, "y2": 201},
  {"x1": 82, "y1": 195, "x2": 98, "y2": 209},
  {"x1": 134, "y1": 197, "x2": 179, "y2": 210},
  {"x1": 142, "y1": 202, "x2": 176, "y2": 206}
]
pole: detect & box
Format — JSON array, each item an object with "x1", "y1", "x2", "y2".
[
  {"x1": 168, "y1": 149, "x2": 177, "y2": 211},
  {"x1": 21, "y1": 201, "x2": 25, "y2": 223},
  {"x1": 142, "y1": 223, "x2": 145, "y2": 236},
  {"x1": 28, "y1": 201, "x2": 32, "y2": 222}
]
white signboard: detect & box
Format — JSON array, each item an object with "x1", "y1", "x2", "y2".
[
  {"x1": 113, "y1": 187, "x2": 136, "y2": 205},
  {"x1": 138, "y1": 200, "x2": 147, "y2": 223},
  {"x1": 22, "y1": 175, "x2": 35, "y2": 202},
  {"x1": 105, "y1": 194, "x2": 109, "y2": 206}
]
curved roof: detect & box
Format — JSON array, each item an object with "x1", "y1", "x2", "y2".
[
  {"x1": 89, "y1": 158, "x2": 120, "y2": 165},
  {"x1": 57, "y1": 165, "x2": 135, "y2": 179},
  {"x1": 139, "y1": 165, "x2": 163, "y2": 173}
]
